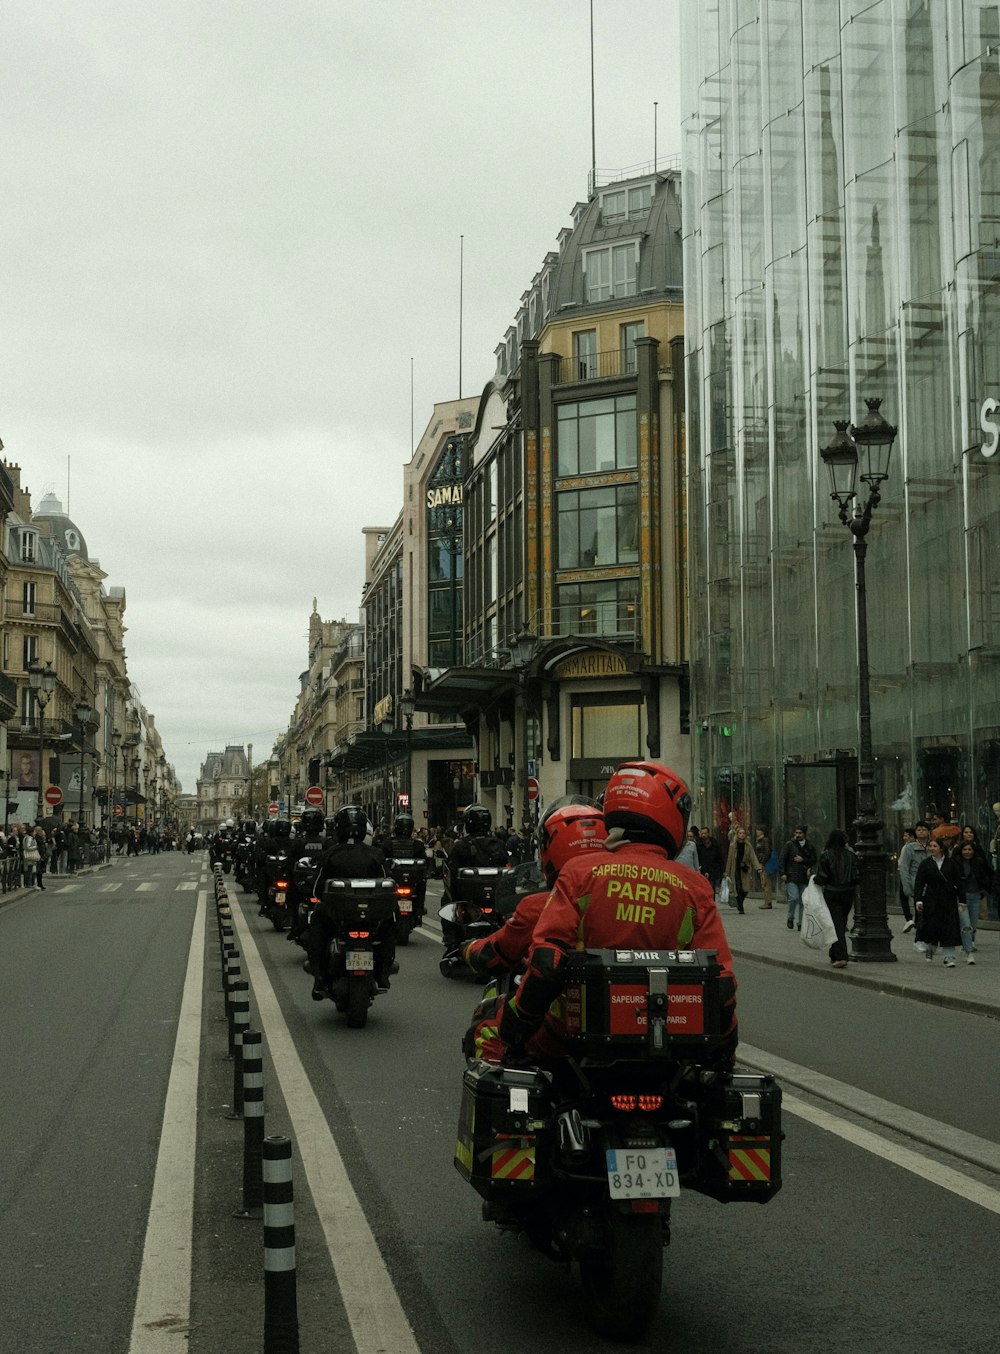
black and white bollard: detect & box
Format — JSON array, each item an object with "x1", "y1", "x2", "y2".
[
  {"x1": 263, "y1": 1136, "x2": 299, "y2": 1353},
  {"x1": 234, "y1": 1030, "x2": 264, "y2": 1216},
  {"x1": 228, "y1": 979, "x2": 249, "y2": 1059}
]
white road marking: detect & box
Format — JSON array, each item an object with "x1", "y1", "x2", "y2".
[
  {"x1": 175, "y1": 882, "x2": 197, "y2": 891},
  {"x1": 738, "y1": 1042, "x2": 1000, "y2": 1175},
  {"x1": 783, "y1": 1093, "x2": 1000, "y2": 1216},
  {"x1": 230, "y1": 904, "x2": 421, "y2": 1354},
  {"x1": 99, "y1": 883, "x2": 123, "y2": 892},
  {"x1": 128, "y1": 892, "x2": 205, "y2": 1351},
  {"x1": 416, "y1": 926, "x2": 441, "y2": 942},
  {"x1": 137, "y1": 882, "x2": 157, "y2": 892}
]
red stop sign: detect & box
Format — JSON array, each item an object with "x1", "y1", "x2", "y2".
[
  {"x1": 267, "y1": 802, "x2": 279, "y2": 817},
  {"x1": 304, "y1": 785, "x2": 324, "y2": 806},
  {"x1": 44, "y1": 785, "x2": 63, "y2": 807},
  {"x1": 527, "y1": 777, "x2": 539, "y2": 802}
]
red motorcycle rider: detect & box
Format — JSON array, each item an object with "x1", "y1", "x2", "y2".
[{"x1": 493, "y1": 761, "x2": 738, "y2": 1065}]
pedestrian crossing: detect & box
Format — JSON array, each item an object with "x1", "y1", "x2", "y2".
[{"x1": 49, "y1": 879, "x2": 204, "y2": 895}]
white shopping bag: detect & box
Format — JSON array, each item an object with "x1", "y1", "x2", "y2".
[{"x1": 800, "y1": 878, "x2": 837, "y2": 950}]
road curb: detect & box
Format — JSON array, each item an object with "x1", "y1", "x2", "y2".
[{"x1": 729, "y1": 944, "x2": 999, "y2": 1022}]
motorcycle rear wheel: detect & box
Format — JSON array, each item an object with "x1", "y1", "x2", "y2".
[
  {"x1": 395, "y1": 918, "x2": 412, "y2": 945},
  {"x1": 578, "y1": 1211, "x2": 664, "y2": 1342},
  {"x1": 345, "y1": 975, "x2": 370, "y2": 1028},
  {"x1": 271, "y1": 911, "x2": 287, "y2": 932}
]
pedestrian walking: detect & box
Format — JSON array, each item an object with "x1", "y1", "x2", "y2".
[
  {"x1": 778, "y1": 825, "x2": 817, "y2": 930},
  {"x1": 21, "y1": 825, "x2": 39, "y2": 888},
  {"x1": 813, "y1": 829, "x2": 859, "y2": 968},
  {"x1": 953, "y1": 840, "x2": 990, "y2": 964},
  {"x1": 898, "y1": 822, "x2": 931, "y2": 946},
  {"x1": 913, "y1": 837, "x2": 962, "y2": 967},
  {"x1": 32, "y1": 827, "x2": 49, "y2": 890},
  {"x1": 724, "y1": 826, "x2": 761, "y2": 915},
  {"x1": 696, "y1": 825, "x2": 725, "y2": 898},
  {"x1": 754, "y1": 825, "x2": 775, "y2": 908}
]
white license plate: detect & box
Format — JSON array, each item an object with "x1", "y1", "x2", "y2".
[
  {"x1": 346, "y1": 951, "x2": 374, "y2": 971},
  {"x1": 606, "y1": 1148, "x2": 680, "y2": 1200},
  {"x1": 398, "y1": 897, "x2": 412, "y2": 913}
]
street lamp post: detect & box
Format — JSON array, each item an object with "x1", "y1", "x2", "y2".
[
  {"x1": 399, "y1": 689, "x2": 416, "y2": 812},
  {"x1": 131, "y1": 755, "x2": 141, "y2": 825},
  {"x1": 73, "y1": 694, "x2": 95, "y2": 826},
  {"x1": 379, "y1": 715, "x2": 395, "y2": 826},
  {"x1": 111, "y1": 729, "x2": 122, "y2": 829},
  {"x1": 509, "y1": 626, "x2": 538, "y2": 830},
  {"x1": 820, "y1": 397, "x2": 898, "y2": 964},
  {"x1": 28, "y1": 661, "x2": 57, "y2": 824}
]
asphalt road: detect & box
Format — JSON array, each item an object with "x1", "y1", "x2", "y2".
[{"x1": 2, "y1": 855, "x2": 998, "y2": 1353}]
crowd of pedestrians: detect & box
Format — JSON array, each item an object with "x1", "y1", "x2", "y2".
[
  {"x1": 0, "y1": 821, "x2": 111, "y2": 892},
  {"x1": 684, "y1": 810, "x2": 998, "y2": 974}
]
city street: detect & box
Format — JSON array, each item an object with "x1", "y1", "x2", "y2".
[{"x1": 1, "y1": 852, "x2": 997, "y2": 1353}]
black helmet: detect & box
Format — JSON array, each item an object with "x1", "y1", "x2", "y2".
[
  {"x1": 241, "y1": 819, "x2": 257, "y2": 835},
  {"x1": 273, "y1": 818, "x2": 292, "y2": 839},
  {"x1": 300, "y1": 808, "x2": 324, "y2": 835},
  {"x1": 333, "y1": 805, "x2": 372, "y2": 844},
  {"x1": 393, "y1": 813, "x2": 414, "y2": 837},
  {"x1": 463, "y1": 804, "x2": 492, "y2": 836}
]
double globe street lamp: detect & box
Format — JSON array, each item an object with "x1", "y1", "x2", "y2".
[
  {"x1": 28, "y1": 660, "x2": 57, "y2": 823},
  {"x1": 820, "y1": 397, "x2": 898, "y2": 964}
]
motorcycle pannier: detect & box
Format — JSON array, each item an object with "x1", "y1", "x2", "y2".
[
  {"x1": 561, "y1": 948, "x2": 724, "y2": 1058},
  {"x1": 691, "y1": 1072, "x2": 783, "y2": 1203},
  {"x1": 454, "y1": 1062, "x2": 551, "y2": 1199}
]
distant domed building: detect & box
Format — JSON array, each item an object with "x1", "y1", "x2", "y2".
[{"x1": 32, "y1": 491, "x2": 89, "y2": 561}]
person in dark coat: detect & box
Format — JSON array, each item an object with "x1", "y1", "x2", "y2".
[
  {"x1": 813, "y1": 829, "x2": 859, "y2": 968},
  {"x1": 913, "y1": 836, "x2": 962, "y2": 966},
  {"x1": 778, "y1": 825, "x2": 818, "y2": 931}
]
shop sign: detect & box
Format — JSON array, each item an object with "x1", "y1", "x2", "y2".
[
  {"x1": 426, "y1": 484, "x2": 463, "y2": 509},
  {"x1": 555, "y1": 650, "x2": 630, "y2": 680},
  {"x1": 570, "y1": 758, "x2": 630, "y2": 780},
  {"x1": 373, "y1": 694, "x2": 393, "y2": 725}
]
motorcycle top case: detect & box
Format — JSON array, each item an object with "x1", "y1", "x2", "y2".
[
  {"x1": 453, "y1": 865, "x2": 517, "y2": 916},
  {"x1": 454, "y1": 1061, "x2": 551, "y2": 1200},
  {"x1": 691, "y1": 1072, "x2": 783, "y2": 1204},
  {"x1": 561, "y1": 948, "x2": 724, "y2": 1058},
  {"x1": 322, "y1": 877, "x2": 398, "y2": 927}
]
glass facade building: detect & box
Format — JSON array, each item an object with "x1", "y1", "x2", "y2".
[{"x1": 681, "y1": 2, "x2": 1000, "y2": 857}]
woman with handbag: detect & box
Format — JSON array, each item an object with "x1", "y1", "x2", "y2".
[
  {"x1": 21, "y1": 826, "x2": 40, "y2": 888},
  {"x1": 813, "y1": 829, "x2": 859, "y2": 968},
  {"x1": 724, "y1": 826, "x2": 761, "y2": 915}
]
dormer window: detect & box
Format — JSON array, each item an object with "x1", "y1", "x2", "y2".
[
  {"x1": 584, "y1": 241, "x2": 640, "y2": 303},
  {"x1": 21, "y1": 530, "x2": 37, "y2": 563},
  {"x1": 601, "y1": 183, "x2": 653, "y2": 225}
]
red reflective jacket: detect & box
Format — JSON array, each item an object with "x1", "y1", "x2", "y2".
[
  {"x1": 462, "y1": 890, "x2": 548, "y2": 975},
  {"x1": 500, "y1": 842, "x2": 737, "y2": 1055}
]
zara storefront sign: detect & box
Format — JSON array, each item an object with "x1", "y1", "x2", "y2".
[{"x1": 980, "y1": 398, "x2": 1000, "y2": 457}]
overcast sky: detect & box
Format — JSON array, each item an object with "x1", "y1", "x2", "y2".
[{"x1": 2, "y1": 1, "x2": 682, "y2": 795}]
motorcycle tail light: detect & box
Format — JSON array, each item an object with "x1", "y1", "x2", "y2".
[
  {"x1": 610, "y1": 1094, "x2": 637, "y2": 1112},
  {"x1": 309, "y1": 896, "x2": 318, "y2": 905},
  {"x1": 638, "y1": 1095, "x2": 664, "y2": 1112},
  {"x1": 396, "y1": 886, "x2": 412, "y2": 896},
  {"x1": 348, "y1": 930, "x2": 370, "y2": 939},
  {"x1": 276, "y1": 879, "x2": 288, "y2": 889},
  {"x1": 481, "y1": 907, "x2": 493, "y2": 915}
]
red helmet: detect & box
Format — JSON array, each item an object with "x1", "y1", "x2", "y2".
[
  {"x1": 602, "y1": 761, "x2": 691, "y2": 856},
  {"x1": 536, "y1": 798, "x2": 606, "y2": 885}
]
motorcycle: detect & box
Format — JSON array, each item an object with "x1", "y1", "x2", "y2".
[
  {"x1": 260, "y1": 850, "x2": 291, "y2": 931},
  {"x1": 289, "y1": 852, "x2": 322, "y2": 947},
  {"x1": 388, "y1": 857, "x2": 428, "y2": 945},
  {"x1": 439, "y1": 864, "x2": 515, "y2": 978},
  {"x1": 220, "y1": 842, "x2": 234, "y2": 875},
  {"x1": 314, "y1": 877, "x2": 398, "y2": 1028},
  {"x1": 234, "y1": 837, "x2": 256, "y2": 892},
  {"x1": 454, "y1": 947, "x2": 783, "y2": 1340}
]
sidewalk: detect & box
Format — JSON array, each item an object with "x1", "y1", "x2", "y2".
[{"x1": 721, "y1": 897, "x2": 999, "y2": 1021}]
